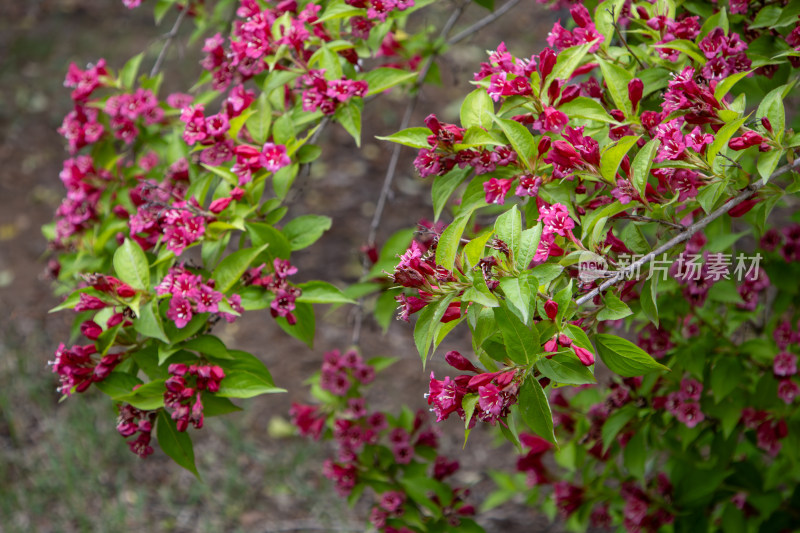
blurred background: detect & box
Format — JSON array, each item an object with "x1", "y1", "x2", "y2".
[{"x1": 0, "y1": 1, "x2": 565, "y2": 531}]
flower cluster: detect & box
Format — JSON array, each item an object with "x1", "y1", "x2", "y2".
[
  {"x1": 156, "y1": 265, "x2": 242, "y2": 328},
  {"x1": 300, "y1": 70, "x2": 368, "y2": 115},
  {"x1": 546, "y1": 4, "x2": 604, "y2": 53},
  {"x1": 318, "y1": 349, "x2": 375, "y2": 396},
  {"x1": 654, "y1": 377, "x2": 705, "y2": 429},
  {"x1": 50, "y1": 343, "x2": 121, "y2": 396},
  {"x1": 426, "y1": 350, "x2": 520, "y2": 425},
  {"x1": 292, "y1": 349, "x2": 476, "y2": 532},
  {"x1": 53, "y1": 155, "x2": 114, "y2": 246},
  {"x1": 392, "y1": 240, "x2": 461, "y2": 322},
  {"x1": 244, "y1": 258, "x2": 302, "y2": 325},
  {"x1": 164, "y1": 363, "x2": 225, "y2": 432},
  {"x1": 104, "y1": 88, "x2": 163, "y2": 143},
  {"x1": 116, "y1": 403, "x2": 156, "y2": 458}
]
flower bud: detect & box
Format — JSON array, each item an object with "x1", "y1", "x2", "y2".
[
  {"x1": 544, "y1": 338, "x2": 558, "y2": 352},
  {"x1": 628, "y1": 78, "x2": 643, "y2": 111},
  {"x1": 558, "y1": 334, "x2": 572, "y2": 346},
  {"x1": 445, "y1": 350, "x2": 478, "y2": 373},
  {"x1": 544, "y1": 299, "x2": 559, "y2": 321},
  {"x1": 538, "y1": 135, "x2": 552, "y2": 155},
  {"x1": 80, "y1": 320, "x2": 103, "y2": 340},
  {"x1": 208, "y1": 196, "x2": 232, "y2": 214},
  {"x1": 538, "y1": 48, "x2": 557, "y2": 80},
  {"x1": 761, "y1": 117, "x2": 773, "y2": 134},
  {"x1": 573, "y1": 346, "x2": 595, "y2": 366}
]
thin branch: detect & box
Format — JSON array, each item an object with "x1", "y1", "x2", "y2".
[
  {"x1": 576, "y1": 159, "x2": 800, "y2": 306},
  {"x1": 447, "y1": 0, "x2": 523, "y2": 45},
  {"x1": 607, "y1": 6, "x2": 647, "y2": 70},
  {"x1": 350, "y1": 0, "x2": 471, "y2": 346},
  {"x1": 150, "y1": 7, "x2": 188, "y2": 78},
  {"x1": 622, "y1": 214, "x2": 686, "y2": 230}
]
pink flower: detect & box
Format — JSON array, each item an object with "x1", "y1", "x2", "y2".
[
  {"x1": 774, "y1": 352, "x2": 798, "y2": 377},
  {"x1": 260, "y1": 143, "x2": 291, "y2": 172},
  {"x1": 778, "y1": 379, "x2": 799, "y2": 404},
  {"x1": 167, "y1": 295, "x2": 193, "y2": 328},
  {"x1": 483, "y1": 178, "x2": 514, "y2": 205},
  {"x1": 538, "y1": 203, "x2": 575, "y2": 237}
]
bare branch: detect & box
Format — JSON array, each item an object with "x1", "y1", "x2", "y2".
[
  {"x1": 622, "y1": 214, "x2": 686, "y2": 230},
  {"x1": 150, "y1": 7, "x2": 188, "y2": 78},
  {"x1": 351, "y1": 0, "x2": 471, "y2": 346},
  {"x1": 447, "y1": 0, "x2": 523, "y2": 45},
  {"x1": 576, "y1": 159, "x2": 800, "y2": 306}
]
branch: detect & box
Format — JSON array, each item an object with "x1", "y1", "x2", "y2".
[
  {"x1": 622, "y1": 214, "x2": 686, "y2": 230},
  {"x1": 150, "y1": 7, "x2": 188, "y2": 78},
  {"x1": 350, "y1": 0, "x2": 471, "y2": 346},
  {"x1": 607, "y1": 6, "x2": 647, "y2": 70},
  {"x1": 447, "y1": 0, "x2": 523, "y2": 45},
  {"x1": 575, "y1": 159, "x2": 800, "y2": 306}
]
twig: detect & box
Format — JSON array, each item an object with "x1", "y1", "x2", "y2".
[
  {"x1": 575, "y1": 159, "x2": 800, "y2": 306},
  {"x1": 350, "y1": 0, "x2": 471, "y2": 346},
  {"x1": 622, "y1": 214, "x2": 686, "y2": 230},
  {"x1": 607, "y1": 6, "x2": 647, "y2": 70},
  {"x1": 150, "y1": 7, "x2": 188, "y2": 78},
  {"x1": 447, "y1": 0, "x2": 523, "y2": 45}
]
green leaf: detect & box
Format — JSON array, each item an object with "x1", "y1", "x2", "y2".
[
  {"x1": 432, "y1": 167, "x2": 470, "y2": 222},
  {"x1": 245, "y1": 222, "x2": 291, "y2": 259},
  {"x1": 180, "y1": 335, "x2": 232, "y2": 360},
  {"x1": 156, "y1": 410, "x2": 200, "y2": 477},
  {"x1": 211, "y1": 243, "x2": 269, "y2": 293},
  {"x1": 564, "y1": 324, "x2": 593, "y2": 351},
  {"x1": 494, "y1": 205, "x2": 522, "y2": 259},
  {"x1": 600, "y1": 135, "x2": 640, "y2": 183},
  {"x1": 113, "y1": 238, "x2": 150, "y2": 292},
  {"x1": 624, "y1": 430, "x2": 647, "y2": 480},
  {"x1": 517, "y1": 224, "x2": 543, "y2": 271},
  {"x1": 134, "y1": 299, "x2": 169, "y2": 344},
  {"x1": 601, "y1": 405, "x2": 636, "y2": 452},
  {"x1": 631, "y1": 138, "x2": 659, "y2": 199},
  {"x1": 640, "y1": 277, "x2": 659, "y2": 327},
  {"x1": 435, "y1": 215, "x2": 469, "y2": 271},
  {"x1": 119, "y1": 52, "x2": 144, "y2": 89},
  {"x1": 699, "y1": 5, "x2": 728, "y2": 37},
  {"x1": 557, "y1": 97, "x2": 616, "y2": 123},
  {"x1": 94, "y1": 372, "x2": 142, "y2": 399},
  {"x1": 548, "y1": 42, "x2": 591, "y2": 87},
  {"x1": 464, "y1": 228, "x2": 494, "y2": 268},
  {"x1": 493, "y1": 304, "x2": 539, "y2": 364},
  {"x1": 758, "y1": 149, "x2": 783, "y2": 183},
  {"x1": 216, "y1": 350, "x2": 286, "y2": 398},
  {"x1": 596, "y1": 292, "x2": 633, "y2": 321},
  {"x1": 460, "y1": 88, "x2": 495, "y2": 129},
  {"x1": 519, "y1": 378, "x2": 556, "y2": 444},
  {"x1": 696, "y1": 180, "x2": 726, "y2": 214},
  {"x1": 376, "y1": 127, "x2": 431, "y2": 149},
  {"x1": 757, "y1": 85, "x2": 787, "y2": 143},
  {"x1": 710, "y1": 358, "x2": 742, "y2": 403},
  {"x1": 494, "y1": 117, "x2": 536, "y2": 170},
  {"x1": 537, "y1": 354, "x2": 596, "y2": 385},
  {"x1": 414, "y1": 294, "x2": 456, "y2": 365},
  {"x1": 202, "y1": 394, "x2": 242, "y2": 417},
  {"x1": 116, "y1": 379, "x2": 166, "y2": 410},
  {"x1": 461, "y1": 270, "x2": 500, "y2": 308},
  {"x1": 462, "y1": 393, "x2": 480, "y2": 429},
  {"x1": 334, "y1": 99, "x2": 362, "y2": 146},
  {"x1": 595, "y1": 333, "x2": 669, "y2": 377},
  {"x1": 656, "y1": 39, "x2": 707, "y2": 64},
  {"x1": 296, "y1": 281, "x2": 355, "y2": 304},
  {"x1": 594, "y1": 0, "x2": 626, "y2": 42},
  {"x1": 282, "y1": 215, "x2": 332, "y2": 250},
  {"x1": 713, "y1": 70, "x2": 750, "y2": 103},
  {"x1": 598, "y1": 59, "x2": 633, "y2": 116},
  {"x1": 246, "y1": 93, "x2": 272, "y2": 144},
  {"x1": 363, "y1": 67, "x2": 417, "y2": 96},
  {"x1": 749, "y1": 4, "x2": 783, "y2": 29},
  {"x1": 275, "y1": 302, "x2": 315, "y2": 348},
  {"x1": 499, "y1": 276, "x2": 531, "y2": 325}
]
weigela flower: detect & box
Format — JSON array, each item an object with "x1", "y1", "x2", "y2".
[{"x1": 538, "y1": 202, "x2": 575, "y2": 237}]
